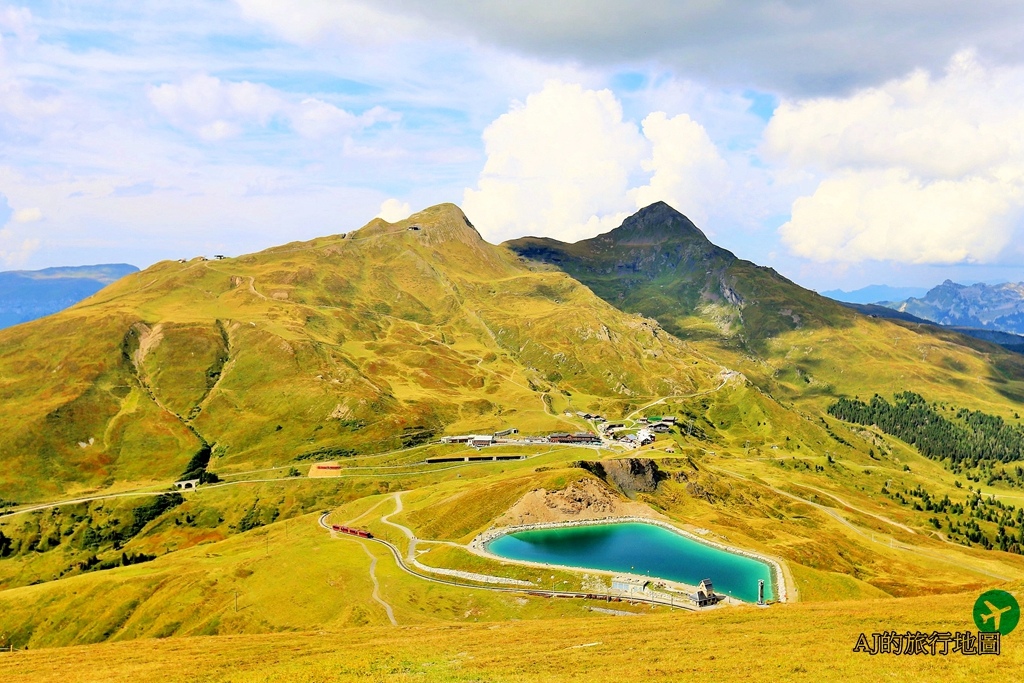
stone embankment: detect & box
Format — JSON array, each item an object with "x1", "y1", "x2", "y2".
[
  {"x1": 470, "y1": 516, "x2": 788, "y2": 603},
  {"x1": 409, "y1": 556, "x2": 532, "y2": 586}
]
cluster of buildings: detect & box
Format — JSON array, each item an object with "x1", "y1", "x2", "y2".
[
  {"x1": 620, "y1": 428, "x2": 655, "y2": 447},
  {"x1": 598, "y1": 416, "x2": 677, "y2": 447},
  {"x1": 567, "y1": 411, "x2": 606, "y2": 422},
  {"x1": 638, "y1": 415, "x2": 677, "y2": 432},
  {"x1": 439, "y1": 413, "x2": 682, "y2": 451},
  {"x1": 440, "y1": 434, "x2": 500, "y2": 448},
  {"x1": 440, "y1": 429, "x2": 601, "y2": 448}
]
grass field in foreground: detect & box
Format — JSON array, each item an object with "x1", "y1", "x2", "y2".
[{"x1": 0, "y1": 581, "x2": 1019, "y2": 682}]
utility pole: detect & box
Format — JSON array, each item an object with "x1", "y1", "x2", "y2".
[{"x1": 234, "y1": 591, "x2": 238, "y2": 613}]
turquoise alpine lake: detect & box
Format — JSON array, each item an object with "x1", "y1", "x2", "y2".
[{"x1": 485, "y1": 522, "x2": 774, "y2": 603}]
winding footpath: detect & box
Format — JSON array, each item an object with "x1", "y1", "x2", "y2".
[
  {"x1": 357, "y1": 542, "x2": 397, "y2": 626},
  {"x1": 379, "y1": 493, "x2": 531, "y2": 586}
]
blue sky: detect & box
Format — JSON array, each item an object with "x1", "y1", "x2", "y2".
[{"x1": 2, "y1": 1, "x2": 1024, "y2": 292}]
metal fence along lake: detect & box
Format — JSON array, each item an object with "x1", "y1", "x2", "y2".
[{"x1": 485, "y1": 522, "x2": 775, "y2": 602}]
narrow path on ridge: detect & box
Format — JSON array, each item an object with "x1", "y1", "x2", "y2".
[{"x1": 790, "y1": 482, "x2": 917, "y2": 535}]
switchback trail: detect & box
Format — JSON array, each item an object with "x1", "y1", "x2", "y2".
[{"x1": 380, "y1": 492, "x2": 416, "y2": 561}]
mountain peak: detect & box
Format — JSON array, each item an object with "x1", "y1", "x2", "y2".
[
  {"x1": 410, "y1": 203, "x2": 485, "y2": 244},
  {"x1": 595, "y1": 202, "x2": 710, "y2": 247},
  {"x1": 356, "y1": 202, "x2": 486, "y2": 248}
]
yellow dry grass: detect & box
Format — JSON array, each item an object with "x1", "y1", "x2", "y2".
[{"x1": 1, "y1": 583, "x2": 1020, "y2": 682}]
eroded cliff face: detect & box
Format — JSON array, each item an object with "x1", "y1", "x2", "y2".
[
  {"x1": 574, "y1": 458, "x2": 667, "y2": 494},
  {"x1": 493, "y1": 477, "x2": 659, "y2": 527}
]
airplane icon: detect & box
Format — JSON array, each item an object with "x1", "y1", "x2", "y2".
[{"x1": 981, "y1": 601, "x2": 1014, "y2": 632}]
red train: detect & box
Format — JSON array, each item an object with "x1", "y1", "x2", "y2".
[{"x1": 331, "y1": 524, "x2": 373, "y2": 539}]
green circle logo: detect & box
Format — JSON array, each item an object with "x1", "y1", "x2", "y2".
[{"x1": 973, "y1": 590, "x2": 1020, "y2": 635}]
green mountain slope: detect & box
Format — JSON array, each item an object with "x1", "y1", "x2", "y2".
[
  {"x1": 0, "y1": 204, "x2": 718, "y2": 501},
  {"x1": 506, "y1": 201, "x2": 854, "y2": 345},
  {"x1": 505, "y1": 202, "x2": 1024, "y2": 412}
]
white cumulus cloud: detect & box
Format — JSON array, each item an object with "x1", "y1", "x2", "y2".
[
  {"x1": 767, "y1": 51, "x2": 1024, "y2": 264},
  {"x1": 632, "y1": 112, "x2": 728, "y2": 228},
  {"x1": 463, "y1": 80, "x2": 729, "y2": 244},
  {"x1": 782, "y1": 169, "x2": 1022, "y2": 264},
  {"x1": 463, "y1": 81, "x2": 644, "y2": 243},
  {"x1": 0, "y1": 229, "x2": 38, "y2": 266},
  {"x1": 376, "y1": 198, "x2": 411, "y2": 222}
]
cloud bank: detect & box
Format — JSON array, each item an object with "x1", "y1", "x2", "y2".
[
  {"x1": 238, "y1": 0, "x2": 1024, "y2": 95},
  {"x1": 768, "y1": 52, "x2": 1024, "y2": 264},
  {"x1": 148, "y1": 74, "x2": 397, "y2": 142}
]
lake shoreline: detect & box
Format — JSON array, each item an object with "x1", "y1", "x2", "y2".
[{"x1": 468, "y1": 516, "x2": 788, "y2": 603}]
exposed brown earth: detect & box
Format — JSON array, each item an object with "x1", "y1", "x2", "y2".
[{"x1": 493, "y1": 477, "x2": 661, "y2": 526}]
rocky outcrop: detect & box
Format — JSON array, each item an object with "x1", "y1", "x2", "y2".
[{"x1": 574, "y1": 458, "x2": 668, "y2": 493}]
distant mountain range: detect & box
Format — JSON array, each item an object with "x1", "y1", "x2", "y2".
[
  {"x1": 821, "y1": 284, "x2": 930, "y2": 304},
  {"x1": 0, "y1": 264, "x2": 139, "y2": 330},
  {"x1": 880, "y1": 280, "x2": 1024, "y2": 335},
  {"x1": 822, "y1": 278, "x2": 1024, "y2": 351}
]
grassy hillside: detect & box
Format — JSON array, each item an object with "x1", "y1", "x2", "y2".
[
  {"x1": 6, "y1": 421, "x2": 1024, "y2": 644},
  {"x1": 0, "y1": 204, "x2": 717, "y2": 501},
  {"x1": 4, "y1": 201, "x2": 1024, "y2": 678},
  {"x1": 3, "y1": 583, "x2": 1021, "y2": 682}
]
